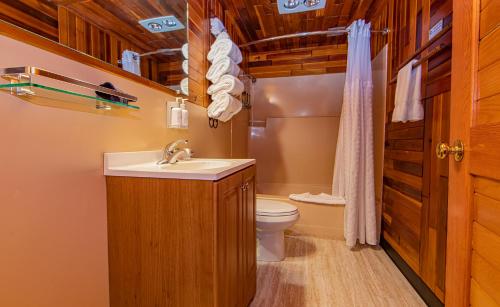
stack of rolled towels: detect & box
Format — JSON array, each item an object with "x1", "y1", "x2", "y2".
[
  {"x1": 180, "y1": 43, "x2": 189, "y2": 95},
  {"x1": 206, "y1": 30, "x2": 244, "y2": 122}
]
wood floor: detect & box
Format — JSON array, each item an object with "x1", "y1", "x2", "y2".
[{"x1": 250, "y1": 235, "x2": 426, "y2": 307}]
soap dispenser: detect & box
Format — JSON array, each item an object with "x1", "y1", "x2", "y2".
[
  {"x1": 170, "y1": 97, "x2": 182, "y2": 128},
  {"x1": 180, "y1": 98, "x2": 189, "y2": 128}
]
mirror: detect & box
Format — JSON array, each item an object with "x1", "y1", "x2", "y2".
[{"x1": 0, "y1": 0, "x2": 188, "y2": 94}]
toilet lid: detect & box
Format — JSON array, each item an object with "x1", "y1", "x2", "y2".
[{"x1": 256, "y1": 199, "x2": 298, "y2": 216}]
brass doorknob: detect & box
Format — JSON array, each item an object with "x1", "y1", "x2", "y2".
[{"x1": 436, "y1": 140, "x2": 465, "y2": 162}]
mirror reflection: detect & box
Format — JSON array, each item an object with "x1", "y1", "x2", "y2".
[{"x1": 0, "y1": 0, "x2": 188, "y2": 93}]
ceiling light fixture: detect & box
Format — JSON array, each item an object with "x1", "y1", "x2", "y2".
[
  {"x1": 303, "y1": 0, "x2": 321, "y2": 7},
  {"x1": 139, "y1": 16, "x2": 185, "y2": 33},
  {"x1": 164, "y1": 19, "x2": 177, "y2": 27},
  {"x1": 148, "y1": 22, "x2": 163, "y2": 31},
  {"x1": 277, "y1": 0, "x2": 326, "y2": 14},
  {"x1": 283, "y1": 0, "x2": 301, "y2": 9}
]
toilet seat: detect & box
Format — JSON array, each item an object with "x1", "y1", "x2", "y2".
[{"x1": 256, "y1": 199, "x2": 298, "y2": 217}]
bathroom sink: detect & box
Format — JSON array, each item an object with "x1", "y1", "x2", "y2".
[
  {"x1": 160, "y1": 159, "x2": 232, "y2": 171},
  {"x1": 104, "y1": 150, "x2": 255, "y2": 180}
]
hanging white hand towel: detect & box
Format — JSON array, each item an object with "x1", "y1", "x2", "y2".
[
  {"x1": 121, "y1": 50, "x2": 141, "y2": 76},
  {"x1": 182, "y1": 60, "x2": 189, "y2": 75},
  {"x1": 207, "y1": 75, "x2": 245, "y2": 97},
  {"x1": 207, "y1": 38, "x2": 243, "y2": 64},
  {"x1": 206, "y1": 56, "x2": 240, "y2": 83},
  {"x1": 392, "y1": 60, "x2": 423, "y2": 122}
]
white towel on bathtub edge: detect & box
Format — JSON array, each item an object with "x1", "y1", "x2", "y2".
[{"x1": 289, "y1": 193, "x2": 346, "y2": 205}]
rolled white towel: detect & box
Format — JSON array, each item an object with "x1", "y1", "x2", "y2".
[
  {"x1": 207, "y1": 38, "x2": 243, "y2": 64},
  {"x1": 207, "y1": 97, "x2": 229, "y2": 119},
  {"x1": 207, "y1": 93, "x2": 240, "y2": 120},
  {"x1": 216, "y1": 31, "x2": 230, "y2": 40},
  {"x1": 210, "y1": 17, "x2": 227, "y2": 36},
  {"x1": 180, "y1": 78, "x2": 189, "y2": 96},
  {"x1": 182, "y1": 60, "x2": 189, "y2": 75},
  {"x1": 289, "y1": 193, "x2": 346, "y2": 205},
  {"x1": 218, "y1": 97, "x2": 242, "y2": 122},
  {"x1": 207, "y1": 75, "x2": 244, "y2": 97},
  {"x1": 181, "y1": 43, "x2": 189, "y2": 59},
  {"x1": 206, "y1": 56, "x2": 240, "y2": 84}
]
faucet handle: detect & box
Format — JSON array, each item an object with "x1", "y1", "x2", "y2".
[
  {"x1": 166, "y1": 139, "x2": 188, "y2": 153},
  {"x1": 184, "y1": 148, "x2": 194, "y2": 160}
]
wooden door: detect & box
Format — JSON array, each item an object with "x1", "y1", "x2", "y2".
[
  {"x1": 241, "y1": 166, "x2": 257, "y2": 305},
  {"x1": 216, "y1": 171, "x2": 243, "y2": 307},
  {"x1": 446, "y1": 0, "x2": 500, "y2": 306}
]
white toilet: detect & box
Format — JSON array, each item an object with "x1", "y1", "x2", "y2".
[{"x1": 256, "y1": 199, "x2": 300, "y2": 262}]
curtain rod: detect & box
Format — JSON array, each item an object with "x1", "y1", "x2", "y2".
[
  {"x1": 239, "y1": 27, "x2": 390, "y2": 48},
  {"x1": 139, "y1": 48, "x2": 182, "y2": 57}
]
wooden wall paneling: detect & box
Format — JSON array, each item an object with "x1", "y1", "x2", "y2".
[
  {"x1": 248, "y1": 44, "x2": 347, "y2": 78},
  {"x1": 187, "y1": 0, "x2": 253, "y2": 106},
  {"x1": 0, "y1": 0, "x2": 58, "y2": 41},
  {"x1": 420, "y1": 92, "x2": 450, "y2": 300},
  {"x1": 470, "y1": 9, "x2": 500, "y2": 306},
  {"x1": 367, "y1": 0, "x2": 389, "y2": 58},
  {"x1": 380, "y1": 0, "x2": 453, "y2": 302},
  {"x1": 188, "y1": 0, "x2": 210, "y2": 106}
]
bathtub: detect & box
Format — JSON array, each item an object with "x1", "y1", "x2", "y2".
[{"x1": 257, "y1": 194, "x2": 345, "y2": 239}]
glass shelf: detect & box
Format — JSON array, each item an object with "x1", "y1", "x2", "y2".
[{"x1": 0, "y1": 82, "x2": 140, "y2": 110}]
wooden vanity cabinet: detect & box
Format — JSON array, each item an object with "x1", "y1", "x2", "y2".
[
  {"x1": 216, "y1": 166, "x2": 256, "y2": 306},
  {"x1": 106, "y1": 165, "x2": 256, "y2": 307}
]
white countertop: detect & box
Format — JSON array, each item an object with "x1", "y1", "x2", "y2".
[{"x1": 104, "y1": 150, "x2": 255, "y2": 181}]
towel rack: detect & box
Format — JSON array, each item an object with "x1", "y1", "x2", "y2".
[
  {"x1": 389, "y1": 43, "x2": 450, "y2": 84},
  {"x1": 396, "y1": 23, "x2": 452, "y2": 70}
]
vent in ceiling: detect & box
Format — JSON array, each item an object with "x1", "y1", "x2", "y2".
[
  {"x1": 277, "y1": 0, "x2": 327, "y2": 14},
  {"x1": 139, "y1": 16, "x2": 185, "y2": 33}
]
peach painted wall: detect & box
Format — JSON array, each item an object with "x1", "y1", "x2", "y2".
[
  {"x1": 248, "y1": 73, "x2": 346, "y2": 196},
  {"x1": 0, "y1": 35, "x2": 246, "y2": 307}
]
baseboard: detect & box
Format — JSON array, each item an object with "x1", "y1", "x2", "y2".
[
  {"x1": 288, "y1": 224, "x2": 344, "y2": 239},
  {"x1": 380, "y1": 238, "x2": 444, "y2": 307}
]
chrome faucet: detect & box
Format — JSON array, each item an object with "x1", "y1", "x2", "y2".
[
  {"x1": 166, "y1": 148, "x2": 193, "y2": 164},
  {"x1": 157, "y1": 139, "x2": 192, "y2": 164}
]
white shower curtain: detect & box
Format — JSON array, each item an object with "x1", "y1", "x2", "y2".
[{"x1": 332, "y1": 20, "x2": 377, "y2": 247}]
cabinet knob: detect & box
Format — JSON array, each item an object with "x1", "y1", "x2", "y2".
[{"x1": 241, "y1": 182, "x2": 249, "y2": 191}]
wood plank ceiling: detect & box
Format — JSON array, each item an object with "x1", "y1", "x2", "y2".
[
  {"x1": 218, "y1": 0, "x2": 375, "y2": 52},
  {"x1": 54, "y1": 0, "x2": 187, "y2": 52},
  {"x1": 217, "y1": 0, "x2": 376, "y2": 77}
]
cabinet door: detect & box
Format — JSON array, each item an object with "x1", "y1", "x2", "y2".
[
  {"x1": 215, "y1": 171, "x2": 243, "y2": 307},
  {"x1": 241, "y1": 166, "x2": 257, "y2": 305}
]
